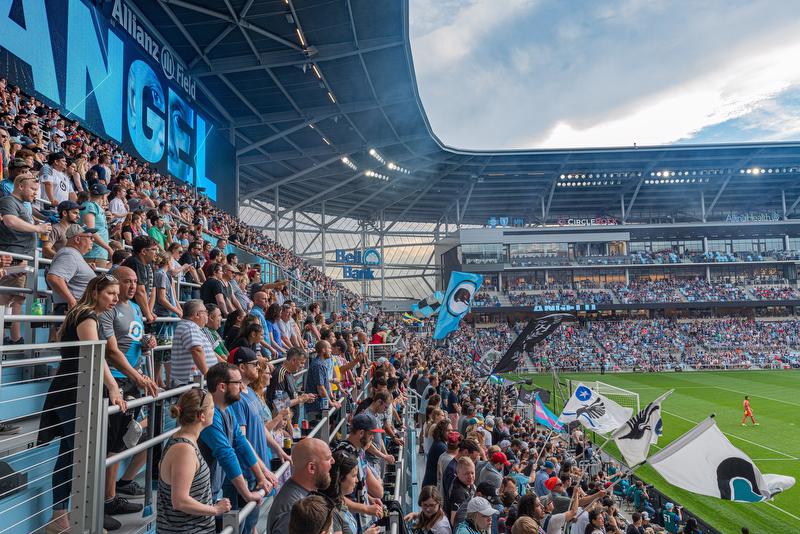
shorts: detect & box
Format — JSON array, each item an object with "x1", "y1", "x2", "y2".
[
  {"x1": 0, "y1": 260, "x2": 28, "y2": 294},
  {"x1": 107, "y1": 378, "x2": 142, "y2": 453}
]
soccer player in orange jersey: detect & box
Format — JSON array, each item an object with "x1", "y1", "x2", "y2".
[{"x1": 742, "y1": 395, "x2": 759, "y2": 426}]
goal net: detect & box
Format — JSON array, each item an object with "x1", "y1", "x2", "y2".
[{"x1": 592, "y1": 381, "x2": 640, "y2": 414}]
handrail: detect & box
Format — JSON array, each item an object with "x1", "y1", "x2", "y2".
[{"x1": 107, "y1": 382, "x2": 197, "y2": 415}]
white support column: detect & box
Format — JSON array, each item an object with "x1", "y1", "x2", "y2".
[
  {"x1": 706, "y1": 265, "x2": 711, "y2": 282},
  {"x1": 703, "y1": 237, "x2": 708, "y2": 253},
  {"x1": 783, "y1": 190, "x2": 788, "y2": 220},
  {"x1": 274, "y1": 186, "x2": 279, "y2": 242},
  {"x1": 700, "y1": 191, "x2": 706, "y2": 222},
  {"x1": 785, "y1": 235, "x2": 790, "y2": 251},
  {"x1": 292, "y1": 211, "x2": 297, "y2": 252},
  {"x1": 231, "y1": 127, "x2": 240, "y2": 218},
  {"x1": 380, "y1": 210, "x2": 385, "y2": 304},
  {"x1": 321, "y1": 201, "x2": 326, "y2": 276}
]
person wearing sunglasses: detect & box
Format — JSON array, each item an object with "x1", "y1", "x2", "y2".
[{"x1": 199, "y1": 362, "x2": 276, "y2": 533}]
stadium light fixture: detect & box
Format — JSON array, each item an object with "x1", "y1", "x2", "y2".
[
  {"x1": 296, "y1": 28, "x2": 306, "y2": 47},
  {"x1": 322, "y1": 137, "x2": 331, "y2": 145},
  {"x1": 327, "y1": 91, "x2": 336, "y2": 104},
  {"x1": 341, "y1": 157, "x2": 357, "y2": 171},
  {"x1": 368, "y1": 148, "x2": 386, "y2": 164}
]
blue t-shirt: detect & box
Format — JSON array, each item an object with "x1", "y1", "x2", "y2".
[
  {"x1": 305, "y1": 356, "x2": 330, "y2": 412},
  {"x1": 81, "y1": 200, "x2": 108, "y2": 259},
  {"x1": 231, "y1": 386, "x2": 272, "y2": 468},
  {"x1": 265, "y1": 319, "x2": 285, "y2": 349}
]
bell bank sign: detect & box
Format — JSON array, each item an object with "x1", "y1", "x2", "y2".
[{"x1": 335, "y1": 249, "x2": 382, "y2": 280}]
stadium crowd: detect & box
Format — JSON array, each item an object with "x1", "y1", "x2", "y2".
[
  {"x1": 461, "y1": 317, "x2": 800, "y2": 372},
  {"x1": 498, "y1": 279, "x2": 800, "y2": 307}
]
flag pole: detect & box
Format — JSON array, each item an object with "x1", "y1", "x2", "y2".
[{"x1": 571, "y1": 461, "x2": 647, "y2": 524}]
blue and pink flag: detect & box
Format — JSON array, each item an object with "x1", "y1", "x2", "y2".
[{"x1": 534, "y1": 393, "x2": 562, "y2": 431}]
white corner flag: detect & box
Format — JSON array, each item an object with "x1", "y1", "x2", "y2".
[
  {"x1": 612, "y1": 390, "x2": 672, "y2": 466},
  {"x1": 558, "y1": 383, "x2": 633, "y2": 435},
  {"x1": 648, "y1": 416, "x2": 795, "y2": 502}
]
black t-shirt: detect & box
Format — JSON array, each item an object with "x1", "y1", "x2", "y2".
[
  {"x1": 200, "y1": 277, "x2": 224, "y2": 305},
  {"x1": 122, "y1": 255, "x2": 154, "y2": 295},
  {"x1": 445, "y1": 478, "x2": 474, "y2": 520},
  {"x1": 179, "y1": 251, "x2": 203, "y2": 282}
]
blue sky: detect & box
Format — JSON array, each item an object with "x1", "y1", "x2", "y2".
[{"x1": 409, "y1": 1, "x2": 800, "y2": 150}]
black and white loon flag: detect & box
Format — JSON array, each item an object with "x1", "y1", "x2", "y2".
[
  {"x1": 491, "y1": 313, "x2": 574, "y2": 374},
  {"x1": 558, "y1": 383, "x2": 632, "y2": 435},
  {"x1": 648, "y1": 416, "x2": 795, "y2": 502},
  {"x1": 612, "y1": 390, "x2": 672, "y2": 466}
]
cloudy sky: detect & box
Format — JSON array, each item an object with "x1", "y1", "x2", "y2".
[{"x1": 409, "y1": 0, "x2": 800, "y2": 150}]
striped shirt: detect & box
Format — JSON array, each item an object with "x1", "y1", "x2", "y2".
[
  {"x1": 157, "y1": 437, "x2": 215, "y2": 533},
  {"x1": 172, "y1": 319, "x2": 217, "y2": 385}
]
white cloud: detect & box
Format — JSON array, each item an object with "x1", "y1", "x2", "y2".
[
  {"x1": 409, "y1": 0, "x2": 800, "y2": 149},
  {"x1": 537, "y1": 41, "x2": 800, "y2": 148}
]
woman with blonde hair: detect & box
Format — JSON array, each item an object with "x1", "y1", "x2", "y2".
[
  {"x1": 157, "y1": 388, "x2": 231, "y2": 532},
  {"x1": 38, "y1": 275, "x2": 128, "y2": 533}
]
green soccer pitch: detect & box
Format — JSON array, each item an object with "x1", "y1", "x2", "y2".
[{"x1": 513, "y1": 370, "x2": 800, "y2": 534}]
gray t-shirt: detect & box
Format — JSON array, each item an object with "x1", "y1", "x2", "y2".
[
  {"x1": 266, "y1": 478, "x2": 309, "y2": 534},
  {"x1": 99, "y1": 300, "x2": 144, "y2": 379},
  {"x1": 0, "y1": 194, "x2": 35, "y2": 255},
  {"x1": 48, "y1": 246, "x2": 95, "y2": 304},
  {"x1": 153, "y1": 269, "x2": 176, "y2": 317}
]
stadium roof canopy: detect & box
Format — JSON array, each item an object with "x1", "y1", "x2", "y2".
[{"x1": 144, "y1": 0, "x2": 800, "y2": 225}]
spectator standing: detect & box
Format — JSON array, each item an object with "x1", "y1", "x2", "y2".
[
  {"x1": 148, "y1": 213, "x2": 170, "y2": 250},
  {"x1": 267, "y1": 437, "x2": 335, "y2": 534},
  {"x1": 198, "y1": 363, "x2": 274, "y2": 533},
  {"x1": 266, "y1": 347, "x2": 315, "y2": 418},
  {"x1": 38, "y1": 275, "x2": 127, "y2": 532},
  {"x1": 100, "y1": 266, "x2": 159, "y2": 528},
  {"x1": 200, "y1": 263, "x2": 230, "y2": 317},
  {"x1": 0, "y1": 173, "x2": 51, "y2": 344},
  {"x1": 45, "y1": 224, "x2": 97, "y2": 314},
  {"x1": 204, "y1": 303, "x2": 229, "y2": 361},
  {"x1": 80, "y1": 182, "x2": 114, "y2": 268},
  {"x1": 405, "y1": 486, "x2": 452, "y2": 534},
  {"x1": 305, "y1": 340, "x2": 341, "y2": 419},
  {"x1": 447, "y1": 457, "x2": 477, "y2": 527},
  {"x1": 332, "y1": 413, "x2": 386, "y2": 531},
  {"x1": 39, "y1": 151, "x2": 75, "y2": 206},
  {"x1": 171, "y1": 300, "x2": 219, "y2": 386},
  {"x1": 157, "y1": 388, "x2": 231, "y2": 533},
  {"x1": 43, "y1": 200, "x2": 81, "y2": 258},
  {"x1": 424, "y1": 420, "x2": 450, "y2": 487},
  {"x1": 122, "y1": 235, "x2": 157, "y2": 323}
]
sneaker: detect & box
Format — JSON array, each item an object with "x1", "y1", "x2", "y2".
[
  {"x1": 105, "y1": 495, "x2": 142, "y2": 515},
  {"x1": 754, "y1": 422, "x2": 760, "y2": 426},
  {"x1": 742, "y1": 423, "x2": 746, "y2": 426},
  {"x1": 115, "y1": 479, "x2": 145, "y2": 497},
  {"x1": 0, "y1": 423, "x2": 20, "y2": 435},
  {"x1": 103, "y1": 514, "x2": 121, "y2": 531}
]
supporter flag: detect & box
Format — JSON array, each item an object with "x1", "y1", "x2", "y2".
[
  {"x1": 411, "y1": 291, "x2": 444, "y2": 318},
  {"x1": 648, "y1": 416, "x2": 795, "y2": 502},
  {"x1": 401, "y1": 312, "x2": 422, "y2": 324},
  {"x1": 612, "y1": 390, "x2": 672, "y2": 466},
  {"x1": 534, "y1": 393, "x2": 563, "y2": 431},
  {"x1": 491, "y1": 313, "x2": 575, "y2": 374},
  {"x1": 517, "y1": 389, "x2": 535, "y2": 405},
  {"x1": 433, "y1": 273, "x2": 483, "y2": 340},
  {"x1": 558, "y1": 383, "x2": 633, "y2": 434}
]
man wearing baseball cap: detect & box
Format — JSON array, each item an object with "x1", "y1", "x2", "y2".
[
  {"x1": 45, "y1": 224, "x2": 97, "y2": 312},
  {"x1": 478, "y1": 452, "x2": 510, "y2": 490},
  {"x1": 533, "y1": 460, "x2": 555, "y2": 497},
  {"x1": 332, "y1": 413, "x2": 385, "y2": 531},
  {"x1": 1, "y1": 158, "x2": 31, "y2": 196},
  {"x1": 43, "y1": 200, "x2": 81, "y2": 258}
]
